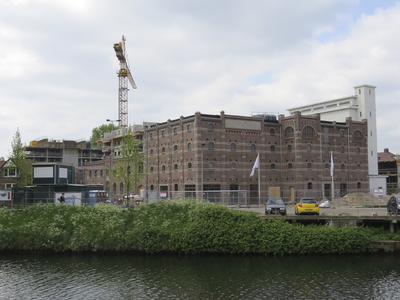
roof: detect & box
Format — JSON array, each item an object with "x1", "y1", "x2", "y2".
[
  {"x1": 0, "y1": 161, "x2": 6, "y2": 169},
  {"x1": 378, "y1": 150, "x2": 396, "y2": 161}
]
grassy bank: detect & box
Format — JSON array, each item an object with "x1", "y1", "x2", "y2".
[{"x1": 0, "y1": 199, "x2": 393, "y2": 255}]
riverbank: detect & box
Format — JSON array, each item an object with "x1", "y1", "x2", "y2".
[{"x1": 0, "y1": 200, "x2": 398, "y2": 255}]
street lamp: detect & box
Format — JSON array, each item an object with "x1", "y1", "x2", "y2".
[{"x1": 106, "y1": 119, "x2": 120, "y2": 201}]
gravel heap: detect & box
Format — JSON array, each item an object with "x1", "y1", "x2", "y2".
[{"x1": 322, "y1": 193, "x2": 395, "y2": 207}]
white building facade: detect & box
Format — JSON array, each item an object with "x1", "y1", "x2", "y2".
[{"x1": 287, "y1": 84, "x2": 386, "y2": 194}]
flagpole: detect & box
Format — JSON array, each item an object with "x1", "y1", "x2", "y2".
[
  {"x1": 331, "y1": 151, "x2": 334, "y2": 203},
  {"x1": 258, "y1": 153, "x2": 261, "y2": 207}
]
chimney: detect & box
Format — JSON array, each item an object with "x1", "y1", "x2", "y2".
[{"x1": 384, "y1": 148, "x2": 389, "y2": 153}]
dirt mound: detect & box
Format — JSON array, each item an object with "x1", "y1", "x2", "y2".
[{"x1": 338, "y1": 192, "x2": 391, "y2": 206}]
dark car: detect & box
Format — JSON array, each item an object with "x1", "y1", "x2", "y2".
[
  {"x1": 265, "y1": 198, "x2": 286, "y2": 215},
  {"x1": 387, "y1": 196, "x2": 400, "y2": 215}
]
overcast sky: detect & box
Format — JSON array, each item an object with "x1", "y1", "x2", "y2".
[{"x1": 1, "y1": 0, "x2": 400, "y2": 158}]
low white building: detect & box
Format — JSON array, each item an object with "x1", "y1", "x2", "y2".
[{"x1": 287, "y1": 84, "x2": 386, "y2": 194}]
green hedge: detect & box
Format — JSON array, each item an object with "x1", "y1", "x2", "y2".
[{"x1": 0, "y1": 199, "x2": 378, "y2": 254}]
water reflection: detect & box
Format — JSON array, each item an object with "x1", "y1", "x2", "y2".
[{"x1": 0, "y1": 253, "x2": 399, "y2": 299}]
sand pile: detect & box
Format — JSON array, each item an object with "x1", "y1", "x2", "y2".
[{"x1": 337, "y1": 192, "x2": 394, "y2": 206}]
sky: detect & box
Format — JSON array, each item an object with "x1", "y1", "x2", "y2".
[{"x1": 1, "y1": 0, "x2": 400, "y2": 158}]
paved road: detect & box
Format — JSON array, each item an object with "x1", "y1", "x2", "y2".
[{"x1": 234, "y1": 205, "x2": 389, "y2": 217}]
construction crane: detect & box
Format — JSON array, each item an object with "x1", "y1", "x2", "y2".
[{"x1": 113, "y1": 35, "x2": 137, "y2": 128}]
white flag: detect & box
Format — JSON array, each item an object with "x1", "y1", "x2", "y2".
[
  {"x1": 250, "y1": 154, "x2": 260, "y2": 177},
  {"x1": 330, "y1": 152, "x2": 334, "y2": 177}
]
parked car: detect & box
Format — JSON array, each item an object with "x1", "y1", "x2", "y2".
[
  {"x1": 265, "y1": 198, "x2": 286, "y2": 215},
  {"x1": 295, "y1": 198, "x2": 319, "y2": 215},
  {"x1": 387, "y1": 196, "x2": 400, "y2": 215}
]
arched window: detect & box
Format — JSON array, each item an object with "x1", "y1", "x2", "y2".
[
  {"x1": 209, "y1": 162, "x2": 215, "y2": 169},
  {"x1": 307, "y1": 144, "x2": 311, "y2": 151},
  {"x1": 174, "y1": 127, "x2": 178, "y2": 134},
  {"x1": 230, "y1": 143, "x2": 236, "y2": 150},
  {"x1": 150, "y1": 133, "x2": 153, "y2": 139},
  {"x1": 270, "y1": 145, "x2": 275, "y2": 152},
  {"x1": 174, "y1": 145, "x2": 178, "y2": 151},
  {"x1": 208, "y1": 124, "x2": 214, "y2": 130},
  {"x1": 89, "y1": 170, "x2": 92, "y2": 178},
  {"x1": 174, "y1": 164, "x2": 178, "y2": 170},
  {"x1": 285, "y1": 127, "x2": 294, "y2": 135},
  {"x1": 288, "y1": 145, "x2": 292, "y2": 151},
  {"x1": 251, "y1": 144, "x2": 256, "y2": 151},
  {"x1": 308, "y1": 182, "x2": 313, "y2": 189},
  {"x1": 120, "y1": 183, "x2": 123, "y2": 194},
  {"x1": 162, "y1": 165, "x2": 166, "y2": 171},
  {"x1": 357, "y1": 164, "x2": 361, "y2": 170},
  {"x1": 231, "y1": 163, "x2": 236, "y2": 169},
  {"x1": 325, "y1": 164, "x2": 329, "y2": 169},
  {"x1": 162, "y1": 147, "x2": 166, "y2": 153},
  {"x1": 100, "y1": 170, "x2": 103, "y2": 177},
  {"x1": 150, "y1": 185, "x2": 154, "y2": 191},
  {"x1": 340, "y1": 146, "x2": 345, "y2": 153},
  {"x1": 113, "y1": 183, "x2": 116, "y2": 192},
  {"x1": 303, "y1": 126, "x2": 313, "y2": 135},
  {"x1": 271, "y1": 164, "x2": 276, "y2": 170},
  {"x1": 188, "y1": 163, "x2": 192, "y2": 169},
  {"x1": 162, "y1": 130, "x2": 165, "y2": 137},
  {"x1": 187, "y1": 124, "x2": 192, "y2": 131},
  {"x1": 356, "y1": 147, "x2": 360, "y2": 154},
  {"x1": 357, "y1": 182, "x2": 361, "y2": 189},
  {"x1": 138, "y1": 162, "x2": 144, "y2": 173},
  {"x1": 341, "y1": 164, "x2": 345, "y2": 170},
  {"x1": 188, "y1": 143, "x2": 192, "y2": 149},
  {"x1": 174, "y1": 184, "x2": 178, "y2": 191},
  {"x1": 354, "y1": 130, "x2": 362, "y2": 140},
  {"x1": 307, "y1": 163, "x2": 312, "y2": 169},
  {"x1": 340, "y1": 130, "x2": 345, "y2": 137},
  {"x1": 288, "y1": 163, "x2": 293, "y2": 169},
  {"x1": 150, "y1": 149, "x2": 154, "y2": 155},
  {"x1": 270, "y1": 128, "x2": 275, "y2": 135},
  {"x1": 208, "y1": 142, "x2": 214, "y2": 149},
  {"x1": 150, "y1": 166, "x2": 154, "y2": 172}
]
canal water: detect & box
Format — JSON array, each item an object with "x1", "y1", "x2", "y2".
[{"x1": 0, "y1": 253, "x2": 399, "y2": 300}]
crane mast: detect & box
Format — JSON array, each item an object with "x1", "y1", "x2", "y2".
[{"x1": 113, "y1": 35, "x2": 137, "y2": 128}]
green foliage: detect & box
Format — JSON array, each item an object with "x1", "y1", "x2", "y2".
[
  {"x1": 112, "y1": 128, "x2": 145, "y2": 196},
  {"x1": 90, "y1": 124, "x2": 118, "y2": 149},
  {"x1": 8, "y1": 129, "x2": 31, "y2": 188},
  {"x1": 0, "y1": 200, "x2": 376, "y2": 255}
]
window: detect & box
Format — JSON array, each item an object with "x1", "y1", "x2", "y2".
[
  {"x1": 209, "y1": 162, "x2": 215, "y2": 169},
  {"x1": 231, "y1": 163, "x2": 236, "y2": 169},
  {"x1": 162, "y1": 165, "x2": 166, "y2": 171},
  {"x1": 341, "y1": 164, "x2": 345, "y2": 170},
  {"x1": 150, "y1": 185, "x2": 154, "y2": 191},
  {"x1": 325, "y1": 164, "x2": 329, "y2": 169},
  {"x1": 288, "y1": 163, "x2": 293, "y2": 169},
  {"x1": 174, "y1": 145, "x2": 178, "y2": 151},
  {"x1": 89, "y1": 170, "x2": 92, "y2": 178},
  {"x1": 150, "y1": 133, "x2": 153, "y2": 139},
  {"x1": 356, "y1": 147, "x2": 360, "y2": 154},
  {"x1": 187, "y1": 124, "x2": 192, "y2": 131},
  {"x1": 357, "y1": 164, "x2": 361, "y2": 170},
  {"x1": 271, "y1": 164, "x2": 276, "y2": 170},
  {"x1": 187, "y1": 163, "x2": 192, "y2": 169},
  {"x1": 138, "y1": 162, "x2": 144, "y2": 174},
  {"x1": 174, "y1": 164, "x2": 178, "y2": 170},
  {"x1": 162, "y1": 130, "x2": 165, "y2": 137},
  {"x1": 162, "y1": 147, "x2": 166, "y2": 153},
  {"x1": 270, "y1": 145, "x2": 275, "y2": 152},
  {"x1": 208, "y1": 124, "x2": 214, "y2": 130},
  {"x1": 307, "y1": 144, "x2": 311, "y2": 151},
  {"x1": 308, "y1": 182, "x2": 313, "y2": 189},
  {"x1": 340, "y1": 130, "x2": 344, "y2": 137},
  {"x1": 340, "y1": 146, "x2": 345, "y2": 153},
  {"x1": 354, "y1": 131, "x2": 362, "y2": 140},
  {"x1": 303, "y1": 126, "x2": 313, "y2": 135},
  {"x1": 270, "y1": 128, "x2": 275, "y2": 135},
  {"x1": 100, "y1": 170, "x2": 103, "y2": 177},
  {"x1": 208, "y1": 142, "x2": 214, "y2": 149},
  {"x1": 188, "y1": 143, "x2": 192, "y2": 150},
  {"x1": 150, "y1": 166, "x2": 154, "y2": 172},
  {"x1": 357, "y1": 182, "x2": 361, "y2": 189},
  {"x1": 285, "y1": 127, "x2": 294, "y2": 135},
  {"x1": 174, "y1": 127, "x2": 178, "y2": 134},
  {"x1": 307, "y1": 163, "x2": 312, "y2": 169},
  {"x1": 251, "y1": 144, "x2": 256, "y2": 151},
  {"x1": 288, "y1": 145, "x2": 292, "y2": 151},
  {"x1": 150, "y1": 149, "x2": 154, "y2": 155},
  {"x1": 120, "y1": 183, "x2": 123, "y2": 194},
  {"x1": 94, "y1": 170, "x2": 97, "y2": 177},
  {"x1": 174, "y1": 184, "x2": 178, "y2": 191},
  {"x1": 230, "y1": 143, "x2": 236, "y2": 150},
  {"x1": 5, "y1": 183, "x2": 13, "y2": 189}
]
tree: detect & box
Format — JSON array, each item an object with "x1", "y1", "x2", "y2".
[
  {"x1": 112, "y1": 129, "x2": 145, "y2": 198},
  {"x1": 8, "y1": 129, "x2": 31, "y2": 189},
  {"x1": 90, "y1": 124, "x2": 119, "y2": 149}
]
